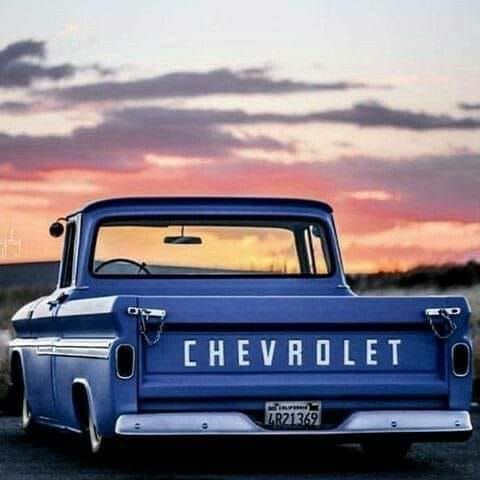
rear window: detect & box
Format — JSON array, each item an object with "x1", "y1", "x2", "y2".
[{"x1": 92, "y1": 219, "x2": 332, "y2": 277}]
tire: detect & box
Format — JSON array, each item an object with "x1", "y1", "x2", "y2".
[
  {"x1": 361, "y1": 441, "x2": 412, "y2": 461},
  {"x1": 21, "y1": 389, "x2": 39, "y2": 435},
  {"x1": 85, "y1": 403, "x2": 113, "y2": 455},
  {"x1": 6, "y1": 354, "x2": 25, "y2": 416}
]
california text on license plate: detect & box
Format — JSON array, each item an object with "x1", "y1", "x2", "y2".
[{"x1": 265, "y1": 401, "x2": 322, "y2": 429}]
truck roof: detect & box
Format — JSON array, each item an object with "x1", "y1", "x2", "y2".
[{"x1": 74, "y1": 196, "x2": 334, "y2": 216}]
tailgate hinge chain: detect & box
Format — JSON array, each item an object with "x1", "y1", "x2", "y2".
[
  {"x1": 424, "y1": 307, "x2": 460, "y2": 340},
  {"x1": 127, "y1": 307, "x2": 167, "y2": 346}
]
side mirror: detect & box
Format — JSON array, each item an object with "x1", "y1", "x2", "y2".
[{"x1": 49, "y1": 221, "x2": 65, "y2": 238}]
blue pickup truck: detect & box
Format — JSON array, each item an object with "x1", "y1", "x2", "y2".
[{"x1": 8, "y1": 197, "x2": 473, "y2": 456}]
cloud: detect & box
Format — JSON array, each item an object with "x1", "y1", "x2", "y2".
[
  {"x1": 46, "y1": 67, "x2": 384, "y2": 103},
  {"x1": 3, "y1": 133, "x2": 478, "y2": 228},
  {"x1": 0, "y1": 100, "x2": 36, "y2": 113},
  {"x1": 458, "y1": 102, "x2": 480, "y2": 111},
  {"x1": 81, "y1": 63, "x2": 116, "y2": 77},
  {"x1": 0, "y1": 106, "x2": 294, "y2": 172},
  {"x1": 346, "y1": 190, "x2": 395, "y2": 201},
  {"x1": 126, "y1": 151, "x2": 478, "y2": 226},
  {"x1": 111, "y1": 103, "x2": 480, "y2": 131},
  {"x1": 237, "y1": 101, "x2": 480, "y2": 130},
  {"x1": 0, "y1": 193, "x2": 50, "y2": 208},
  {"x1": 0, "y1": 39, "x2": 75, "y2": 88},
  {"x1": 314, "y1": 101, "x2": 480, "y2": 130},
  {"x1": 0, "y1": 174, "x2": 100, "y2": 194},
  {"x1": 0, "y1": 39, "x2": 45, "y2": 65},
  {"x1": 342, "y1": 221, "x2": 480, "y2": 252},
  {"x1": 0, "y1": 39, "x2": 112, "y2": 89},
  {"x1": 340, "y1": 221, "x2": 480, "y2": 271},
  {"x1": 323, "y1": 153, "x2": 480, "y2": 225},
  {"x1": 333, "y1": 140, "x2": 354, "y2": 148},
  {"x1": 340, "y1": 240, "x2": 479, "y2": 273},
  {"x1": 3, "y1": 42, "x2": 475, "y2": 132},
  {"x1": 1, "y1": 148, "x2": 478, "y2": 271},
  {"x1": 2, "y1": 104, "x2": 480, "y2": 175}
]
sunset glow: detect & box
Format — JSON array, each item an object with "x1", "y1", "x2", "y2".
[{"x1": 0, "y1": 1, "x2": 479, "y2": 272}]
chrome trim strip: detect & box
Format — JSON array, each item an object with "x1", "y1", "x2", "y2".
[
  {"x1": 72, "y1": 213, "x2": 81, "y2": 287},
  {"x1": 115, "y1": 344, "x2": 136, "y2": 379},
  {"x1": 47, "y1": 347, "x2": 110, "y2": 359},
  {"x1": 451, "y1": 342, "x2": 471, "y2": 378},
  {"x1": 127, "y1": 306, "x2": 167, "y2": 319},
  {"x1": 339, "y1": 410, "x2": 471, "y2": 431},
  {"x1": 9, "y1": 339, "x2": 42, "y2": 348},
  {"x1": 128, "y1": 295, "x2": 386, "y2": 298},
  {"x1": 425, "y1": 307, "x2": 461, "y2": 316},
  {"x1": 35, "y1": 417, "x2": 82, "y2": 434},
  {"x1": 10, "y1": 338, "x2": 114, "y2": 348},
  {"x1": 10, "y1": 338, "x2": 114, "y2": 359},
  {"x1": 57, "y1": 297, "x2": 118, "y2": 316},
  {"x1": 55, "y1": 339, "x2": 114, "y2": 348},
  {"x1": 36, "y1": 345, "x2": 54, "y2": 355},
  {"x1": 115, "y1": 410, "x2": 472, "y2": 436},
  {"x1": 10, "y1": 338, "x2": 58, "y2": 348}
]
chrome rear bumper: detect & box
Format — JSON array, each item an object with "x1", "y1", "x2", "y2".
[{"x1": 115, "y1": 410, "x2": 472, "y2": 438}]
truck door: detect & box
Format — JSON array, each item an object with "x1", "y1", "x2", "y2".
[{"x1": 28, "y1": 220, "x2": 77, "y2": 421}]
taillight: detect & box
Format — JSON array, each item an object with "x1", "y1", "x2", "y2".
[
  {"x1": 451, "y1": 343, "x2": 470, "y2": 377},
  {"x1": 116, "y1": 344, "x2": 135, "y2": 379}
]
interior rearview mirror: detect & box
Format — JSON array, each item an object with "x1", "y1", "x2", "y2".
[
  {"x1": 164, "y1": 225, "x2": 202, "y2": 244},
  {"x1": 164, "y1": 236, "x2": 202, "y2": 245}
]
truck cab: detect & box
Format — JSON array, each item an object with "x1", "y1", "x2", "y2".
[{"x1": 9, "y1": 197, "x2": 473, "y2": 455}]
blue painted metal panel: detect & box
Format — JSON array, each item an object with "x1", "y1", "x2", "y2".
[
  {"x1": 135, "y1": 295, "x2": 469, "y2": 406},
  {"x1": 144, "y1": 332, "x2": 439, "y2": 374}
]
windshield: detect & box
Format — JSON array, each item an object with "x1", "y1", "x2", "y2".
[{"x1": 92, "y1": 219, "x2": 332, "y2": 276}]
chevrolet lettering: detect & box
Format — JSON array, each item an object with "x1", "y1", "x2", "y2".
[
  {"x1": 182, "y1": 338, "x2": 403, "y2": 368},
  {"x1": 7, "y1": 197, "x2": 473, "y2": 457}
]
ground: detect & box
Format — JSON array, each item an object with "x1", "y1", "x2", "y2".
[{"x1": 0, "y1": 413, "x2": 478, "y2": 480}]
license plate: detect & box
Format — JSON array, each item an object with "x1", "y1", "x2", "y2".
[{"x1": 265, "y1": 401, "x2": 321, "y2": 429}]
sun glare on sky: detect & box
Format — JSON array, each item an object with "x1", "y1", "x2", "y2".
[{"x1": 0, "y1": 0, "x2": 479, "y2": 272}]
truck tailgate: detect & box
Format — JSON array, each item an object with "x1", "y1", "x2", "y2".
[{"x1": 133, "y1": 295, "x2": 470, "y2": 407}]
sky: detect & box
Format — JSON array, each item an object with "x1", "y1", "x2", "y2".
[{"x1": 0, "y1": 0, "x2": 479, "y2": 272}]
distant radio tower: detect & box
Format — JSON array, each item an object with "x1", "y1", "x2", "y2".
[{"x1": 0, "y1": 228, "x2": 22, "y2": 259}]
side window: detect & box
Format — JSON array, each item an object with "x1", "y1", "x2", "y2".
[{"x1": 60, "y1": 221, "x2": 76, "y2": 288}]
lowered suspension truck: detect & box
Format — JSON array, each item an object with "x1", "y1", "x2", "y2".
[{"x1": 9, "y1": 197, "x2": 473, "y2": 456}]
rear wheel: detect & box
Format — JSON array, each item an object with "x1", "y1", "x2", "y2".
[
  {"x1": 21, "y1": 386, "x2": 39, "y2": 434},
  {"x1": 87, "y1": 408, "x2": 103, "y2": 454},
  {"x1": 73, "y1": 383, "x2": 111, "y2": 455},
  {"x1": 84, "y1": 402, "x2": 113, "y2": 455},
  {"x1": 361, "y1": 441, "x2": 412, "y2": 461}
]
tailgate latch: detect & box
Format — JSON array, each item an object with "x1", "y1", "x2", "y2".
[
  {"x1": 425, "y1": 307, "x2": 461, "y2": 340},
  {"x1": 127, "y1": 307, "x2": 167, "y2": 346}
]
